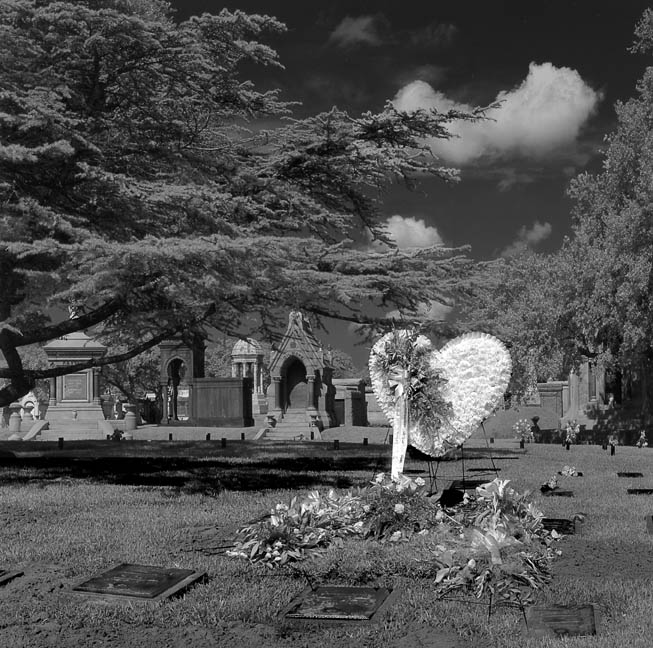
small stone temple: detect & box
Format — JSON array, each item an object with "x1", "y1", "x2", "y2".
[
  {"x1": 42, "y1": 329, "x2": 107, "y2": 438},
  {"x1": 263, "y1": 311, "x2": 366, "y2": 434},
  {"x1": 231, "y1": 338, "x2": 267, "y2": 415}
]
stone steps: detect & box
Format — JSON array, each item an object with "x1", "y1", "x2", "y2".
[
  {"x1": 39, "y1": 423, "x2": 107, "y2": 441},
  {"x1": 265, "y1": 409, "x2": 314, "y2": 440}
]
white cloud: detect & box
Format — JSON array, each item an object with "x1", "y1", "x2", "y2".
[
  {"x1": 392, "y1": 62, "x2": 601, "y2": 165},
  {"x1": 384, "y1": 214, "x2": 444, "y2": 249},
  {"x1": 501, "y1": 220, "x2": 552, "y2": 257},
  {"x1": 329, "y1": 15, "x2": 383, "y2": 47}
]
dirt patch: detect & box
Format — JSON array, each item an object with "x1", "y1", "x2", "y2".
[
  {"x1": 178, "y1": 523, "x2": 238, "y2": 554},
  {"x1": 552, "y1": 536, "x2": 653, "y2": 580}
]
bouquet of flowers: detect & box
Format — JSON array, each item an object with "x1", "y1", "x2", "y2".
[
  {"x1": 636, "y1": 431, "x2": 648, "y2": 448},
  {"x1": 565, "y1": 421, "x2": 579, "y2": 445},
  {"x1": 513, "y1": 418, "x2": 534, "y2": 442}
]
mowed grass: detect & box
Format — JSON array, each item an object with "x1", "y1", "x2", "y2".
[{"x1": 1, "y1": 440, "x2": 653, "y2": 647}]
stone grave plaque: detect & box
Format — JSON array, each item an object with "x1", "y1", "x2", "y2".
[
  {"x1": 72, "y1": 563, "x2": 205, "y2": 601},
  {"x1": 63, "y1": 373, "x2": 88, "y2": 401},
  {"x1": 449, "y1": 479, "x2": 488, "y2": 491},
  {"x1": 542, "y1": 518, "x2": 577, "y2": 535},
  {"x1": 618, "y1": 472, "x2": 643, "y2": 478},
  {"x1": 523, "y1": 604, "x2": 599, "y2": 639},
  {"x1": 281, "y1": 585, "x2": 399, "y2": 625},
  {"x1": 628, "y1": 488, "x2": 653, "y2": 495},
  {"x1": 542, "y1": 490, "x2": 574, "y2": 497},
  {"x1": 0, "y1": 569, "x2": 23, "y2": 586}
]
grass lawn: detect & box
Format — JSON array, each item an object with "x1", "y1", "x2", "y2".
[{"x1": 1, "y1": 439, "x2": 653, "y2": 647}]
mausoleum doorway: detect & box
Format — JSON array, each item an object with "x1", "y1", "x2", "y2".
[
  {"x1": 284, "y1": 357, "x2": 307, "y2": 411},
  {"x1": 166, "y1": 358, "x2": 188, "y2": 421}
]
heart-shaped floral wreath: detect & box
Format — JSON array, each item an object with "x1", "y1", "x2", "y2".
[{"x1": 369, "y1": 330, "x2": 512, "y2": 459}]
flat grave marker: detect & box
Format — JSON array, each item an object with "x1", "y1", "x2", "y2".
[
  {"x1": 542, "y1": 518, "x2": 578, "y2": 535},
  {"x1": 0, "y1": 569, "x2": 23, "y2": 587},
  {"x1": 281, "y1": 585, "x2": 399, "y2": 625},
  {"x1": 467, "y1": 467, "x2": 501, "y2": 473},
  {"x1": 627, "y1": 488, "x2": 653, "y2": 495},
  {"x1": 72, "y1": 563, "x2": 205, "y2": 602},
  {"x1": 523, "y1": 604, "x2": 599, "y2": 639},
  {"x1": 647, "y1": 515, "x2": 653, "y2": 534},
  {"x1": 618, "y1": 472, "x2": 643, "y2": 478},
  {"x1": 448, "y1": 479, "x2": 488, "y2": 491},
  {"x1": 542, "y1": 490, "x2": 574, "y2": 497}
]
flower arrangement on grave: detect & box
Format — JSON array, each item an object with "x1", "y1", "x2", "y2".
[
  {"x1": 369, "y1": 329, "x2": 512, "y2": 478},
  {"x1": 540, "y1": 474, "x2": 559, "y2": 493},
  {"x1": 636, "y1": 430, "x2": 648, "y2": 448},
  {"x1": 513, "y1": 418, "x2": 534, "y2": 442},
  {"x1": 559, "y1": 465, "x2": 580, "y2": 477},
  {"x1": 565, "y1": 421, "x2": 579, "y2": 445},
  {"x1": 228, "y1": 477, "x2": 560, "y2": 608}
]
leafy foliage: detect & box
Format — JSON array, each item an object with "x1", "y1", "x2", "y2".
[
  {"x1": 0, "y1": 0, "x2": 482, "y2": 406},
  {"x1": 228, "y1": 476, "x2": 560, "y2": 607}
]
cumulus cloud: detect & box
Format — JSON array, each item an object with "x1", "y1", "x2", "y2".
[
  {"x1": 392, "y1": 62, "x2": 601, "y2": 165},
  {"x1": 384, "y1": 214, "x2": 444, "y2": 248},
  {"x1": 396, "y1": 64, "x2": 448, "y2": 88},
  {"x1": 501, "y1": 220, "x2": 552, "y2": 257},
  {"x1": 329, "y1": 15, "x2": 384, "y2": 47}
]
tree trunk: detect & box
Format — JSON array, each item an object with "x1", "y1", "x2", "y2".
[{"x1": 640, "y1": 350, "x2": 653, "y2": 426}]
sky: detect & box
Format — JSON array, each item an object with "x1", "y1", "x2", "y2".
[
  {"x1": 170, "y1": 1, "x2": 653, "y2": 363},
  {"x1": 171, "y1": 0, "x2": 653, "y2": 260}
]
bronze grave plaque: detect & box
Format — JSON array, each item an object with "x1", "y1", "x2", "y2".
[
  {"x1": 618, "y1": 472, "x2": 643, "y2": 478},
  {"x1": 542, "y1": 518, "x2": 577, "y2": 535},
  {"x1": 72, "y1": 563, "x2": 205, "y2": 601},
  {"x1": 523, "y1": 604, "x2": 599, "y2": 638},
  {"x1": 467, "y1": 467, "x2": 501, "y2": 473},
  {"x1": 282, "y1": 585, "x2": 399, "y2": 624},
  {"x1": 542, "y1": 490, "x2": 574, "y2": 497},
  {"x1": 449, "y1": 479, "x2": 488, "y2": 491},
  {"x1": 628, "y1": 488, "x2": 653, "y2": 495}
]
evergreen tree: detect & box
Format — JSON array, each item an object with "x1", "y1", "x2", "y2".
[{"x1": 0, "y1": 0, "x2": 482, "y2": 407}]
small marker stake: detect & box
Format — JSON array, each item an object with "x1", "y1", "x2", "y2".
[
  {"x1": 333, "y1": 439, "x2": 340, "y2": 450},
  {"x1": 221, "y1": 437, "x2": 227, "y2": 448},
  {"x1": 168, "y1": 433, "x2": 173, "y2": 441},
  {"x1": 206, "y1": 433, "x2": 211, "y2": 441},
  {"x1": 58, "y1": 437, "x2": 64, "y2": 449},
  {"x1": 363, "y1": 437, "x2": 368, "y2": 446}
]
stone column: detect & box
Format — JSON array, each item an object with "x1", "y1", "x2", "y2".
[
  {"x1": 93, "y1": 370, "x2": 101, "y2": 404},
  {"x1": 271, "y1": 375, "x2": 282, "y2": 413},
  {"x1": 307, "y1": 376, "x2": 316, "y2": 410},
  {"x1": 49, "y1": 376, "x2": 57, "y2": 406}
]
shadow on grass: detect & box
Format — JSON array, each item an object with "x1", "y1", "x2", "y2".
[
  {"x1": 0, "y1": 441, "x2": 520, "y2": 493},
  {"x1": 0, "y1": 442, "x2": 392, "y2": 493}
]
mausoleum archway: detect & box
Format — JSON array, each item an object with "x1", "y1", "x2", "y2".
[
  {"x1": 283, "y1": 357, "x2": 307, "y2": 411},
  {"x1": 166, "y1": 357, "x2": 187, "y2": 420}
]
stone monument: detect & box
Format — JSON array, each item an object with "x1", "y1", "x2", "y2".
[{"x1": 43, "y1": 329, "x2": 107, "y2": 437}]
